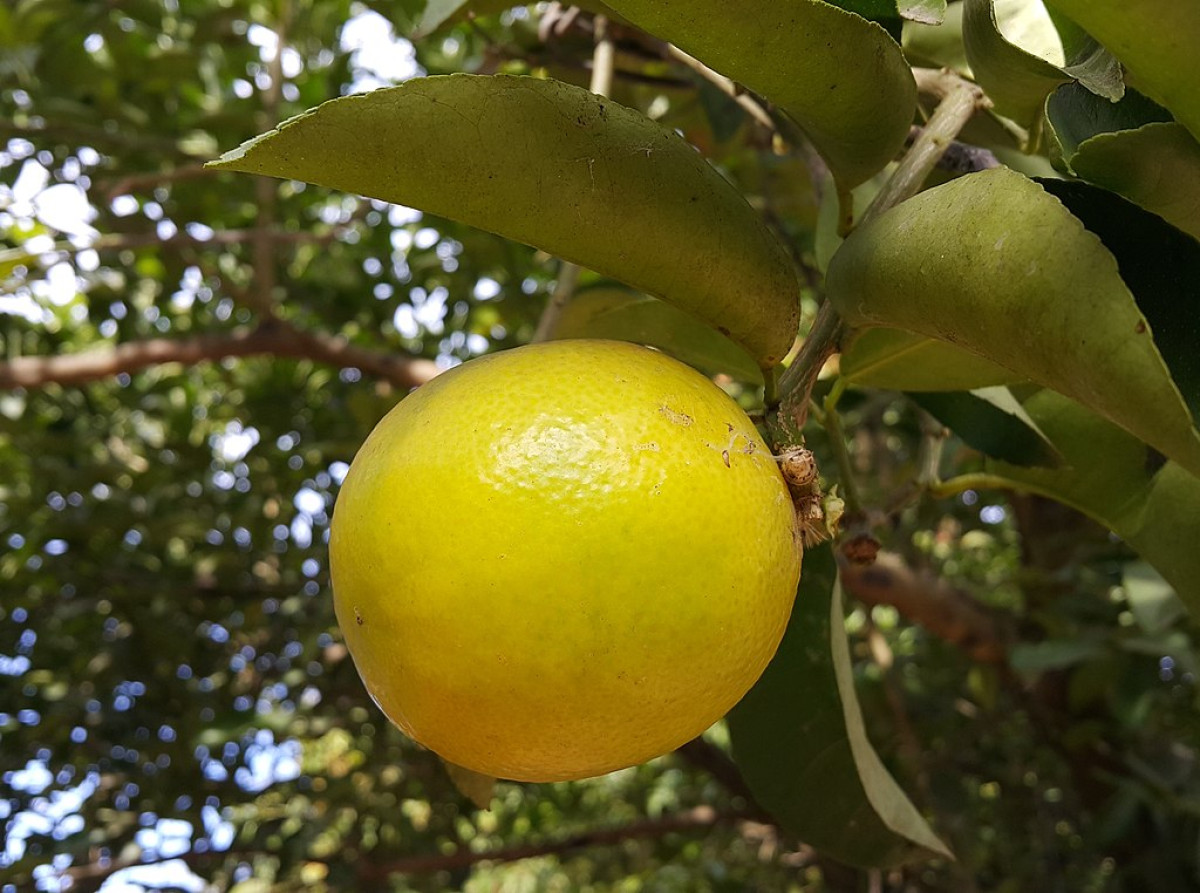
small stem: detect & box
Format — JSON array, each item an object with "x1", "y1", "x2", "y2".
[
  {"x1": 821, "y1": 385, "x2": 862, "y2": 516},
  {"x1": 531, "y1": 16, "x2": 614, "y2": 342},
  {"x1": 530, "y1": 262, "x2": 582, "y2": 343},
  {"x1": 916, "y1": 410, "x2": 949, "y2": 488},
  {"x1": 859, "y1": 69, "x2": 989, "y2": 228},
  {"x1": 835, "y1": 181, "x2": 855, "y2": 237},
  {"x1": 927, "y1": 472, "x2": 1015, "y2": 500},
  {"x1": 762, "y1": 365, "x2": 778, "y2": 408},
  {"x1": 588, "y1": 15, "x2": 615, "y2": 99},
  {"x1": 665, "y1": 44, "x2": 776, "y2": 133},
  {"x1": 805, "y1": 398, "x2": 827, "y2": 428}
]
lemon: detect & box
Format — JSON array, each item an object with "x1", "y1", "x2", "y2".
[{"x1": 329, "y1": 340, "x2": 802, "y2": 782}]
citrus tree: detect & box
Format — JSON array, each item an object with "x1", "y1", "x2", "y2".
[{"x1": 2, "y1": 1, "x2": 1199, "y2": 890}]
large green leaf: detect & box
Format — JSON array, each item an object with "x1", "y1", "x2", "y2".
[
  {"x1": 1045, "y1": 0, "x2": 1200, "y2": 142},
  {"x1": 548, "y1": 286, "x2": 763, "y2": 383},
  {"x1": 826, "y1": 167, "x2": 1200, "y2": 478},
  {"x1": 841, "y1": 328, "x2": 1022, "y2": 392},
  {"x1": 963, "y1": 0, "x2": 1121, "y2": 131},
  {"x1": 981, "y1": 391, "x2": 1200, "y2": 613},
  {"x1": 210, "y1": 75, "x2": 800, "y2": 368},
  {"x1": 600, "y1": 0, "x2": 917, "y2": 187},
  {"x1": 1047, "y1": 84, "x2": 1200, "y2": 240},
  {"x1": 728, "y1": 545, "x2": 951, "y2": 868}
]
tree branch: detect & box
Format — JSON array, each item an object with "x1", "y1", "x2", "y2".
[
  {"x1": 0, "y1": 322, "x2": 439, "y2": 391},
  {"x1": 357, "y1": 806, "x2": 737, "y2": 880},
  {"x1": 838, "y1": 550, "x2": 1012, "y2": 664}
]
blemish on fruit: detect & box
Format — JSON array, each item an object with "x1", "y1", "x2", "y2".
[
  {"x1": 1135, "y1": 320, "x2": 1147, "y2": 334},
  {"x1": 659, "y1": 405, "x2": 694, "y2": 427},
  {"x1": 634, "y1": 442, "x2": 660, "y2": 452},
  {"x1": 354, "y1": 607, "x2": 364, "y2": 626}
]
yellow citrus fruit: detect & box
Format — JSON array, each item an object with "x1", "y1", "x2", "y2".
[{"x1": 329, "y1": 340, "x2": 802, "y2": 782}]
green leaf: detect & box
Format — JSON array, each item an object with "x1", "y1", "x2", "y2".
[
  {"x1": 548, "y1": 286, "x2": 763, "y2": 383},
  {"x1": 826, "y1": 0, "x2": 945, "y2": 34},
  {"x1": 841, "y1": 328, "x2": 1023, "y2": 392},
  {"x1": 982, "y1": 390, "x2": 1200, "y2": 613},
  {"x1": 1047, "y1": 84, "x2": 1200, "y2": 241},
  {"x1": 1038, "y1": 179, "x2": 1200, "y2": 421},
  {"x1": 210, "y1": 75, "x2": 800, "y2": 368},
  {"x1": 910, "y1": 387, "x2": 1062, "y2": 467},
  {"x1": 728, "y1": 545, "x2": 951, "y2": 868},
  {"x1": 1045, "y1": 0, "x2": 1200, "y2": 142},
  {"x1": 962, "y1": 0, "x2": 1120, "y2": 131},
  {"x1": 899, "y1": 0, "x2": 947, "y2": 26},
  {"x1": 903, "y1": 1, "x2": 970, "y2": 75},
  {"x1": 599, "y1": 0, "x2": 917, "y2": 187},
  {"x1": 1046, "y1": 83, "x2": 1173, "y2": 159},
  {"x1": 1010, "y1": 638, "x2": 1106, "y2": 675},
  {"x1": 1123, "y1": 562, "x2": 1185, "y2": 637},
  {"x1": 826, "y1": 167, "x2": 1200, "y2": 478}
]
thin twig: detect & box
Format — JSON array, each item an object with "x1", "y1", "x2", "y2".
[
  {"x1": 247, "y1": 0, "x2": 291, "y2": 321},
  {"x1": 357, "y1": 806, "x2": 742, "y2": 880},
  {"x1": 0, "y1": 228, "x2": 345, "y2": 268},
  {"x1": 859, "y1": 69, "x2": 990, "y2": 228},
  {"x1": 531, "y1": 15, "x2": 614, "y2": 342},
  {"x1": 664, "y1": 44, "x2": 776, "y2": 132},
  {"x1": 820, "y1": 384, "x2": 863, "y2": 517},
  {"x1": 531, "y1": 262, "x2": 582, "y2": 343},
  {"x1": 774, "y1": 301, "x2": 843, "y2": 435},
  {"x1": 99, "y1": 163, "x2": 215, "y2": 199}
]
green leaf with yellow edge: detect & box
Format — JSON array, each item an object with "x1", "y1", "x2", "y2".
[
  {"x1": 841, "y1": 328, "x2": 1023, "y2": 392},
  {"x1": 209, "y1": 75, "x2": 799, "y2": 369},
  {"x1": 1045, "y1": 0, "x2": 1200, "y2": 142},
  {"x1": 826, "y1": 167, "x2": 1200, "y2": 478},
  {"x1": 980, "y1": 390, "x2": 1200, "y2": 613},
  {"x1": 728, "y1": 544, "x2": 951, "y2": 868},
  {"x1": 1047, "y1": 84, "x2": 1200, "y2": 241},
  {"x1": 599, "y1": 0, "x2": 916, "y2": 187},
  {"x1": 548, "y1": 286, "x2": 763, "y2": 383}
]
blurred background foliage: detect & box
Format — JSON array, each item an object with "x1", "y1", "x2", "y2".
[{"x1": 0, "y1": 1, "x2": 1197, "y2": 890}]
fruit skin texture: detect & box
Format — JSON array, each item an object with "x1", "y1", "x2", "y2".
[{"x1": 329, "y1": 340, "x2": 802, "y2": 782}]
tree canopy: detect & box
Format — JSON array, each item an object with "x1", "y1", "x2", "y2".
[{"x1": 2, "y1": 1, "x2": 1199, "y2": 890}]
